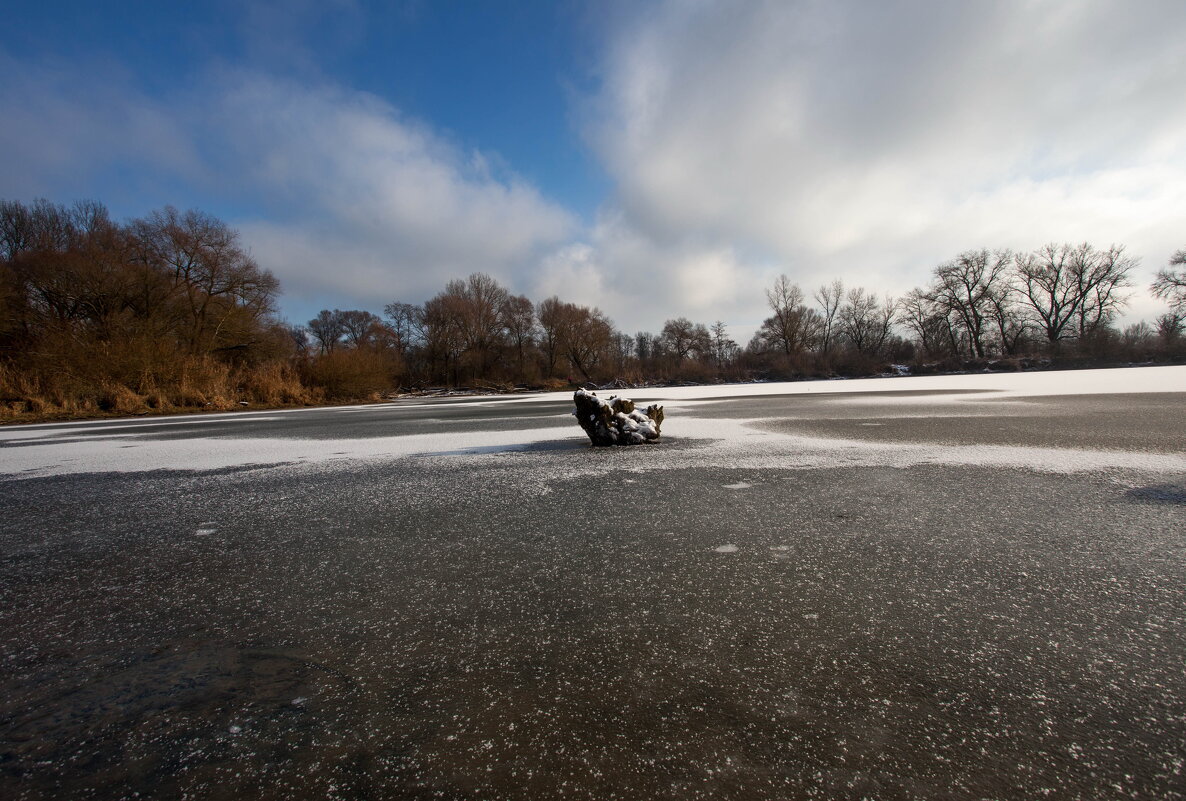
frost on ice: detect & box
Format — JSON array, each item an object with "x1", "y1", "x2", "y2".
[{"x1": 572, "y1": 389, "x2": 665, "y2": 446}]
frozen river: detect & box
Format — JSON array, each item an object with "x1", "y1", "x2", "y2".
[{"x1": 2, "y1": 366, "x2": 1185, "y2": 799}]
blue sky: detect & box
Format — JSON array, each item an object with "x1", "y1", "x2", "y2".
[
  {"x1": 4, "y1": 1, "x2": 1186, "y2": 339},
  {"x1": 2, "y1": 1, "x2": 603, "y2": 217}
]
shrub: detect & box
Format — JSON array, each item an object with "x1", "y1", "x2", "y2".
[{"x1": 302, "y1": 348, "x2": 398, "y2": 401}]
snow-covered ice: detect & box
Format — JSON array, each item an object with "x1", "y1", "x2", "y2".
[
  {"x1": 2, "y1": 365, "x2": 1183, "y2": 801},
  {"x1": 1, "y1": 365, "x2": 1182, "y2": 479},
  {"x1": 526, "y1": 365, "x2": 1186, "y2": 404}
]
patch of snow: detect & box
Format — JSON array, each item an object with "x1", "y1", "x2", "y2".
[
  {"x1": 0, "y1": 426, "x2": 579, "y2": 478},
  {"x1": 1, "y1": 366, "x2": 1182, "y2": 480},
  {"x1": 507, "y1": 365, "x2": 1186, "y2": 406},
  {"x1": 713, "y1": 544, "x2": 739, "y2": 553},
  {"x1": 0, "y1": 416, "x2": 284, "y2": 441}
]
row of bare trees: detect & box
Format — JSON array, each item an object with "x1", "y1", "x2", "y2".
[
  {"x1": 1, "y1": 199, "x2": 313, "y2": 415},
  {"x1": 4, "y1": 196, "x2": 1185, "y2": 417},
  {"x1": 228, "y1": 244, "x2": 1186, "y2": 392},
  {"x1": 301, "y1": 275, "x2": 622, "y2": 388},
  {"x1": 750, "y1": 277, "x2": 899, "y2": 359},
  {"x1": 744, "y1": 243, "x2": 1186, "y2": 380},
  {"x1": 899, "y1": 244, "x2": 1138, "y2": 360},
  {"x1": 1, "y1": 200, "x2": 281, "y2": 358},
  {"x1": 302, "y1": 241, "x2": 1180, "y2": 390},
  {"x1": 741, "y1": 243, "x2": 1185, "y2": 379}
]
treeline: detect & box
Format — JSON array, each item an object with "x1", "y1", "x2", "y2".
[
  {"x1": 301, "y1": 275, "x2": 741, "y2": 391},
  {"x1": 319, "y1": 245, "x2": 1186, "y2": 389},
  {"x1": 2, "y1": 198, "x2": 1185, "y2": 420},
  {"x1": 0, "y1": 199, "x2": 310, "y2": 417},
  {"x1": 746, "y1": 244, "x2": 1186, "y2": 379}
]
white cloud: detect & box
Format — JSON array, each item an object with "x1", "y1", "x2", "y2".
[
  {"x1": 4, "y1": 1, "x2": 1185, "y2": 340},
  {"x1": 209, "y1": 73, "x2": 579, "y2": 309},
  {"x1": 575, "y1": 0, "x2": 1186, "y2": 330},
  {"x1": 0, "y1": 57, "x2": 577, "y2": 317},
  {"x1": 532, "y1": 211, "x2": 773, "y2": 340}
]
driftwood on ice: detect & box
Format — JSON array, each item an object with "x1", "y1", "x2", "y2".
[{"x1": 572, "y1": 389, "x2": 664, "y2": 446}]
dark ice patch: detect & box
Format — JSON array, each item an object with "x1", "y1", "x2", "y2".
[{"x1": 1125, "y1": 484, "x2": 1186, "y2": 505}]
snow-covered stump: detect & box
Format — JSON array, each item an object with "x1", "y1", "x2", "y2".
[{"x1": 572, "y1": 389, "x2": 664, "y2": 446}]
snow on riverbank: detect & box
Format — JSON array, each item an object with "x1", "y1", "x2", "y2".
[
  {"x1": 0, "y1": 426, "x2": 574, "y2": 478},
  {"x1": 1, "y1": 366, "x2": 1183, "y2": 479},
  {"x1": 514, "y1": 364, "x2": 1186, "y2": 405}
]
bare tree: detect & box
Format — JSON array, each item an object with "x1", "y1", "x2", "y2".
[
  {"x1": 2, "y1": 199, "x2": 137, "y2": 337},
  {"x1": 760, "y1": 274, "x2": 820, "y2": 355},
  {"x1": 898, "y1": 289, "x2": 953, "y2": 358},
  {"x1": 535, "y1": 297, "x2": 616, "y2": 381},
  {"x1": 1074, "y1": 244, "x2": 1134, "y2": 340},
  {"x1": 537, "y1": 296, "x2": 565, "y2": 377},
  {"x1": 611, "y1": 331, "x2": 635, "y2": 375},
  {"x1": 308, "y1": 309, "x2": 346, "y2": 354},
  {"x1": 1015, "y1": 244, "x2": 1076, "y2": 346},
  {"x1": 930, "y1": 249, "x2": 1012, "y2": 358},
  {"x1": 660, "y1": 317, "x2": 711, "y2": 361},
  {"x1": 814, "y1": 279, "x2": 844, "y2": 355},
  {"x1": 1017, "y1": 242, "x2": 1135, "y2": 347},
  {"x1": 710, "y1": 320, "x2": 738, "y2": 367},
  {"x1": 556, "y1": 302, "x2": 614, "y2": 380},
  {"x1": 338, "y1": 310, "x2": 382, "y2": 347},
  {"x1": 0, "y1": 200, "x2": 36, "y2": 262},
  {"x1": 418, "y1": 273, "x2": 511, "y2": 382},
  {"x1": 501, "y1": 294, "x2": 536, "y2": 375},
  {"x1": 447, "y1": 273, "x2": 510, "y2": 377},
  {"x1": 282, "y1": 322, "x2": 311, "y2": 357},
  {"x1": 383, "y1": 301, "x2": 422, "y2": 354},
  {"x1": 1120, "y1": 321, "x2": 1155, "y2": 355},
  {"x1": 420, "y1": 293, "x2": 466, "y2": 383},
  {"x1": 1152, "y1": 248, "x2": 1186, "y2": 313},
  {"x1": 986, "y1": 275, "x2": 1027, "y2": 356},
  {"x1": 131, "y1": 206, "x2": 279, "y2": 354},
  {"x1": 563, "y1": 306, "x2": 615, "y2": 380},
  {"x1": 838, "y1": 287, "x2": 896, "y2": 355},
  {"x1": 634, "y1": 331, "x2": 657, "y2": 365},
  {"x1": 1156, "y1": 312, "x2": 1184, "y2": 342}
]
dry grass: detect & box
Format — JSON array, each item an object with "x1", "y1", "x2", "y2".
[
  {"x1": 300, "y1": 348, "x2": 400, "y2": 401},
  {"x1": 0, "y1": 353, "x2": 324, "y2": 424},
  {"x1": 537, "y1": 377, "x2": 573, "y2": 392}
]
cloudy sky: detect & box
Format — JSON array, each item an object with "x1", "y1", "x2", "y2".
[{"x1": 3, "y1": 0, "x2": 1184, "y2": 340}]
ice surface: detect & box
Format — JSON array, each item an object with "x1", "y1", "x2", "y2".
[
  {"x1": 512, "y1": 365, "x2": 1186, "y2": 406},
  {"x1": 3, "y1": 414, "x2": 285, "y2": 436},
  {"x1": 0, "y1": 426, "x2": 573, "y2": 478},
  {"x1": 1, "y1": 366, "x2": 1182, "y2": 479}
]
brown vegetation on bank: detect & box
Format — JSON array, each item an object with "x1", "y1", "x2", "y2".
[{"x1": 3, "y1": 198, "x2": 1185, "y2": 423}]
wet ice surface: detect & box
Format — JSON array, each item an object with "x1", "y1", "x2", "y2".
[{"x1": 2, "y1": 367, "x2": 1186, "y2": 800}]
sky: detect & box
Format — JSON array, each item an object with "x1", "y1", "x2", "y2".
[{"x1": 3, "y1": 0, "x2": 1185, "y2": 342}]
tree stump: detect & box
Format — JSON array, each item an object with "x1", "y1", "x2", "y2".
[{"x1": 572, "y1": 389, "x2": 664, "y2": 446}]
